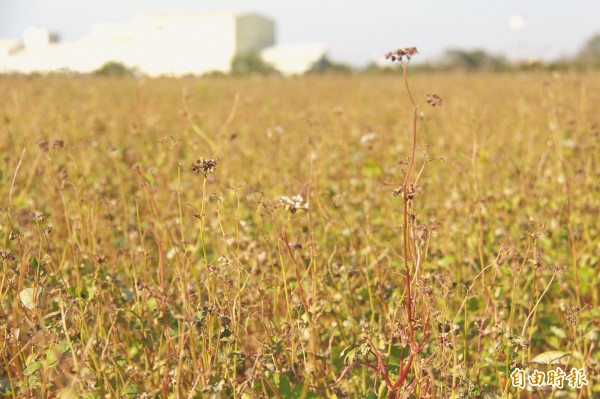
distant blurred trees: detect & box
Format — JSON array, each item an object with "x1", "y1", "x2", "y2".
[
  {"x1": 575, "y1": 33, "x2": 600, "y2": 68},
  {"x1": 441, "y1": 49, "x2": 510, "y2": 71},
  {"x1": 359, "y1": 34, "x2": 600, "y2": 74},
  {"x1": 93, "y1": 61, "x2": 137, "y2": 77},
  {"x1": 307, "y1": 59, "x2": 353, "y2": 75},
  {"x1": 359, "y1": 49, "x2": 510, "y2": 74},
  {"x1": 231, "y1": 52, "x2": 279, "y2": 76}
]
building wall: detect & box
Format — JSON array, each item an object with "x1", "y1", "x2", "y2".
[
  {"x1": 23, "y1": 26, "x2": 50, "y2": 50},
  {"x1": 235, "y1": 14, "x2": 275, "y2": 56},
  {"x1": 0, "y1": 13, "x2": 280, "y2": 76},
  {"x1": 131, "y1": 14, "x2": 237, "y2": 76},
  {"x1": 3, "y1": 45, "x2": 71, "y2": 73},
  {"x1": 0, "y1": 40, "x2": 21, "y2": 59},
  {"x1": 260, "y1": 43, "x2": 327, "y2": 75}
]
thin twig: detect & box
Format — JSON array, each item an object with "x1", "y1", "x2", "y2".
[
  {"x1": 8, "y1": 148, "x2": 26, "y2": 210},
  {"x1": 521, "y1": 272, "x2": 556, "y2": 337}
]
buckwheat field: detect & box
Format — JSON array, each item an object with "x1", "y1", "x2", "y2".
[{"x1": 1, "y1": 66, "x2": 599, "y2": 398}]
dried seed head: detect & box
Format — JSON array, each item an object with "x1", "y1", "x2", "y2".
[
  {"x1": 50, "y1": 139, "x2": 65, "y2": 149},
  {"x1": 393, "y1": 183, "x2": 422, "y2": 199},
  {"x1": 426, "y1": 94, "x2": 443, "y2": 107},
  {"x1": 497, "y1": 242, "x2": 511, "y2": 265},
  {"x1": 32, "y1": 210, "x2": 45, "y2": 222},
  {"x1": 509, "y1": 335, "x2": 530, "y2": 349},
  {"x1": 0, "y1": 249, "x2": 16, "y2": 261},
  {"x1": 289, "y1": 242, "x2": 303, "y2": 250},
  {"x1": 385, "y1": 47, "x2": 419, "y2": 63},
  {"x1": 567, "y1": 310, "x2": 577, "y2": 324},
  {"x1": 37, "y1": 139, "x2": 65, "y2": 152},
  {"x1": 191, "y1": 158, "x2": 218, "y2": 177},
  {"x1": 37, "y1": 140, "x2": 49, "y2": 152}
]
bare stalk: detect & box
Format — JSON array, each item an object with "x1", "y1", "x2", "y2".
[{"x1": 401, "y1": 62, "x2": 418, "y2": 344}]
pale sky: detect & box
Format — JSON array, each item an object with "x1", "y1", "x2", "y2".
[{"x1": 1, "y1": 0, "x2": 598, "y2": 65}]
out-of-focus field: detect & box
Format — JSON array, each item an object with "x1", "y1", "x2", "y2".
[{"x1": 0, "y1": 73, "x2": 598, "y2": 398}]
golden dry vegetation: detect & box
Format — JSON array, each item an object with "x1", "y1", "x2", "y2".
[{"x1": 0, "y1": 72, "x2": 599, "y2": 398}]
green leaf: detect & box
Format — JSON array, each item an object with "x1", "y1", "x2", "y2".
[
  {"x1": 362, "y1": 160, "x2": 383, "y2": 176},
  {"x1": 24, "y1": 361, "x2": 43, "y2": 376},
  {"x1": 549, "y1": 326, "x2": 566, "y2": 339},
  {"x1": 67, "y1": 285, "x2": 90, "y2": 299},
  {"x1": 388, "y1": 345, "x2": 409, "y2": 368},
  {"x1": 19, "y1": 287, "x2": 42, "y2": 310},
  {"x1": 482, "y1": 356, "x2": 505, "y2": 369},
  {"x1": 268, "y1": 373, "x2": 317, "y2": 399},
  {"x1": 146, "y1": 297, "x2": 158, "y2": 312},
  {"x1": 531, "y1": 351, "x2": 570, "y2": 364},
  {"x1": 39, "y1": 254, "x2": 52, "y2": 267},
  {"x1": 29, "y1": 256, "x2": 39, "y2": 272},
  {"x1": 124, "y1": 385, "x2": 138, "y2": 397},
  {"x1": 437, "y1": 255, "x2": 456, "y2": 267},
  {"x1": 46, "y1": 340, "x2": 71, "y2": 367},
  {"x1": 340, "y1": 346, "x2": 358, "y2": 365}
]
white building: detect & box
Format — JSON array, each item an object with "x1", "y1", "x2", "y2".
[
  {"x1": 0, "y1": 13, "x2": 328, "y2": 76},
  {"x1": 261, "y1": 43, "x2": 327, "y2": 75},
  {"x1": 0, "y1": 39, "x2": 22, "y2": 71}
]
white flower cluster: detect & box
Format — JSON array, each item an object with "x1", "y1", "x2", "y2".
[
  {"x1": 278, "y1": 195, "x2": 309, "y2": 213},
  {"x1": 360, "y1": 132, "x2": 378, "y2": 146}
]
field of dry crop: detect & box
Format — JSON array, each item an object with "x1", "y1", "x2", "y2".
[{"x1": 0, "y1": 71, "x2": 598, "y2": 398}]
